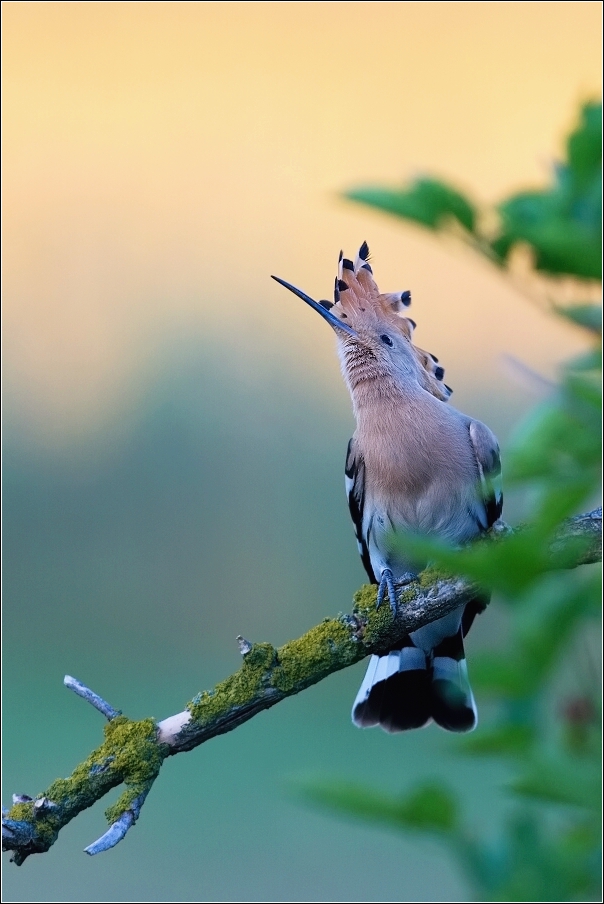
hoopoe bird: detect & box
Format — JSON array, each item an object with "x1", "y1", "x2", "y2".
[{"x1": 273, "y1": 243, "x2": 502, "y2": 733}]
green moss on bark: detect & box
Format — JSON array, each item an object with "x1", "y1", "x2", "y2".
[
  {"x1": 187, "y1": 643, "x2": 278, "y2": 724},
  {"x1": 271, "y1": 617, "x2": 361, "y2": 693},
  {"x1": 6, "y1": 715, "x2": 167, "y2": 842}
]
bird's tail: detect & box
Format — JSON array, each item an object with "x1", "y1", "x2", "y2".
[
  {"x1": 430, "y1": 628, "x2": 477, "y2": 732},
  {"x1": 351, "y1": 637, "x2": 433, "y2": 732},
  {"x1": 351, "y1": 605, "x2": 481, "y2": 733}
]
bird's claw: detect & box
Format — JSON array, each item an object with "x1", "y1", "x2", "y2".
[
  {"x1": 376, "y1": 568, "x2": 399, "y2": 615},
  {"x1": 376, "y1": 569, "x2": 417, "y2": 615}
]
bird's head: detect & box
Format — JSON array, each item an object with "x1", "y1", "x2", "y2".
[{"x1": 272, "y1": 242, "x2": 452, "y2": 402}]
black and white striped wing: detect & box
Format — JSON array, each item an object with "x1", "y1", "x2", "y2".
[
  {"x1": 469, "y1": 420, "x2": 503, "y2": 530},
  {"x1": 345, "y1": 438, "x2": 377, "y2": 584}
]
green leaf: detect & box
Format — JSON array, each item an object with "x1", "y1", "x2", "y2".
[
  {"x1": 491, "y1": 814, "x2": 601, "y2": 902},
  {"x1": 402, "y1": 529, "x2": 553, "y2": 598},
  {"x1": 493, "y1": 211, "x2": 601, "y2": 280},
  {"x1": 566, "y1": 102, "x2": 602, "y2": 191},
  {"x1": 555, "y1": 303, "x2": 602, "y2": 334},
  {"x1": 564, "y1": 368, "x2": 602, "y2": 416},
  {"x1": 506, "y1": 386, "x2": 601, "y2": 483},
  {"x1": 460, "y1": 724, "x2": 536, "y2": 757},
  {"x1": 491, "y1": 103, "x2": 603, "y2": 280},
  {"x1": 565, "y1": 347, "x2": 602, "y2": 372},
  {"x1": 533, "y1": 478, "x2": 596, "y2": 535},
  {"x1": 345, "y1": 177, "x2": 476, "y2": 232},
  {"x1": 396, "y1": 782, "x2": 459, "y2": 832},
  {"x1": 471, "y1": 573, "x2": 600, "y2": 698},
  {"x1": 470, "y1": 653, "x2": 534, "y2": 698},
  {"x1": 513, "y1": 573, "x2": 601, "y2": 682},
  {"x1": 299, "y1": 778, "x2": 459, "y2": 834},
  {"x1": 511, "y1": 757, "x2": 602, "y2": 811}
]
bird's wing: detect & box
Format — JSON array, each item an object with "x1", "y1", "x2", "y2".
[
  {"x1": 469, "y1": 419, "x2": 503, "y2": 530},
  {"x1": 345, "y1": 437, "x2": 377, "y2": 583}
]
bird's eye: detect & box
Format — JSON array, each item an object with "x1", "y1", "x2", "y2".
[{"x1": 380, "y1": 334, "x2": 393, "y2": 346}]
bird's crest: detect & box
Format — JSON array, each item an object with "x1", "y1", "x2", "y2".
[{"x1": 327, "y1": 243, "x2": 452, "y2": 401}]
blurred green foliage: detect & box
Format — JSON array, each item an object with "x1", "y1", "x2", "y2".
[
  {"x1": 346, "y1": 102, "x2": 601, "y2": 281},
  {"x1": 306, "y1": 103, "x2": 602, "y2": 901}
]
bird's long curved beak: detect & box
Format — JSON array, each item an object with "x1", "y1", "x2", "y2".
[{"x1": 271, "y1": 275, "x2": 358, "y2": 337}]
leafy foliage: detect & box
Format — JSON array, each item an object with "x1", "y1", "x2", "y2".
[
  {"x1": 306, "y1": 103, "x2": 602, "y2": 901},
  {"x1": 302, "y1": 779, "x2": 458, "y2": 833},
  {"x1": 344, "y1": 102, "x2": 601, "y2": 282},
  {"x1": 346, "y1": 178, "x2": 476, "y2": 233}
]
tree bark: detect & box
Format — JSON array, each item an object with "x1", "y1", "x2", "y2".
[{"x1": 3, "y1": 509, "x2": 601, "y2": 865}]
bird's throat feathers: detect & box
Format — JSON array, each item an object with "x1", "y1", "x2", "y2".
[
  {"x1": 337, "y1": 337, "x2": 411, "y2": 407},
  {"x1": 331, "y1": 245, "x2": 452, "y2": 408}
]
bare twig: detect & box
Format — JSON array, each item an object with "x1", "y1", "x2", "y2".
[
  {"x1": 3, "y1": 510, "x2": 601, "y2": 866},
  {"x1": 84, "y1": 791, "x2": 149, "y2": 856},
  {"x1": 63, "y1": 676, "x2": 121, "y2": 721},
  {"x1": 237, "y1": 635, "x2": 253, "y2": 656}
]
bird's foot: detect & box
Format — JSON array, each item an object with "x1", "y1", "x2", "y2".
[
  {"x1": 376, "y1": 570, "x2": 417, "y2": 616},
  {"x1": 376, "y1": 569, "x2": 398, "y2": 615}
]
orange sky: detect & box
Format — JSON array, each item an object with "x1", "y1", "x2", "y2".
[{"x1": 2, "y1": 1, "x2": 602, "y2": 440}]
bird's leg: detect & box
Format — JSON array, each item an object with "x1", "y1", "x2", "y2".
[
  {"x1": 376, "y1": 569, "x2": 417, "y2": 615},
  {"x1": 376, "y1": 569, "x2": 394, "y2": 612}
]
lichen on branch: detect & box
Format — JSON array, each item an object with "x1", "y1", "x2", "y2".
[{"x1": 3, "y1": 510, "x2": 601, "y2": 866}]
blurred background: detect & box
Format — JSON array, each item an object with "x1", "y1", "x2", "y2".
[{"x1": 2, "y1": 2, "x2": 601, "y2": 901}]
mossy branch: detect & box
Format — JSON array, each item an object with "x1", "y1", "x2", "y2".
[{"x1": 3, "y1": 509, "x2": 601, "y2": 866}]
